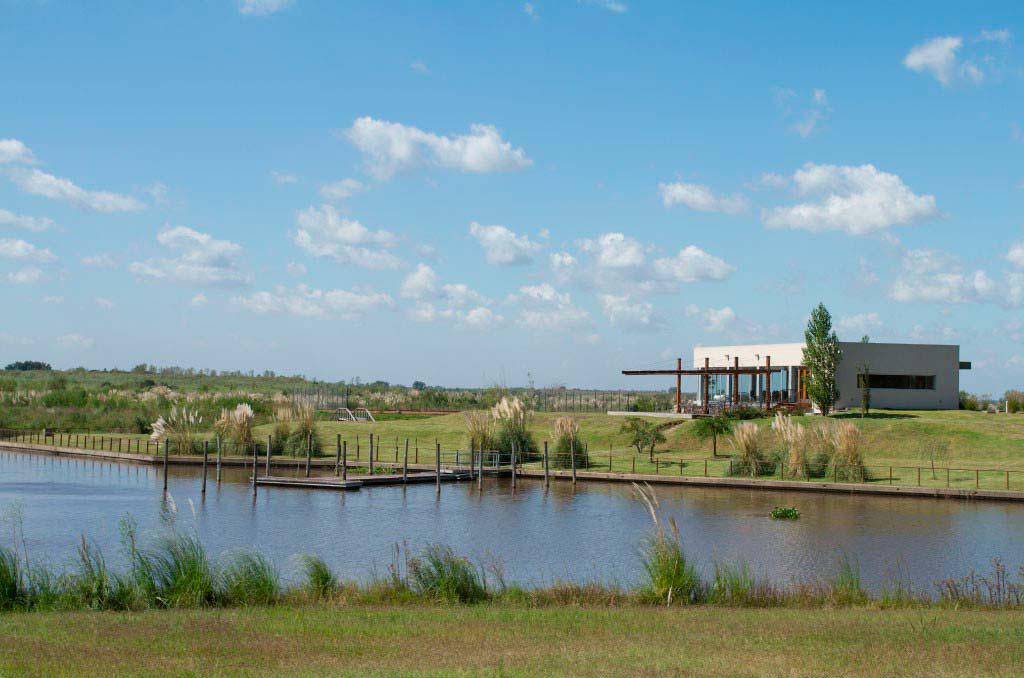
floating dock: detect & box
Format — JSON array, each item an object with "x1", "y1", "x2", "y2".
[{"x1": 255, "y1": 470, "x2": 474, "y2": 491}]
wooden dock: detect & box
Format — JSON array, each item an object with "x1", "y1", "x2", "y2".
[{"x1": 255, "y1": 470, "x2": 474, "y2": 491}]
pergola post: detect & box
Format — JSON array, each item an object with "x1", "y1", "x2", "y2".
[
  {"x1": 703, "y1": 357, "x2": 710, "y2": 415},
  {"x1": 733, "y1": 356, "x2": 739, "y2": 406},
  {"x1": 675, "y1": 357, "x2": 682, "y2": 413},
  {"x1": 765, "y1": 355, "x2": 772, "y2": 407}
]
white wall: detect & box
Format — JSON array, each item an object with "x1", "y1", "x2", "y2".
[
  {"x1": 692, "y1": 343, "x2": 804, "y2": 369},
  {"x1": 836, "y1": 342, "x2": 959, "y2": 410}
]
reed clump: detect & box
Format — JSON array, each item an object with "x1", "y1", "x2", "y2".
[
  {"x1": 463, "y1": 410, "x2": 494, "y2": 452},
  {"x1": 827, "y1": 420, "x2": 866, "y2": 482},
  {"x1": 214, "y1": 403, "x2": 255, "y2": 451},
  {"x1": 552, "y1": 416, "x2": 588, "y2": 469},
  {"x1": 772, "y1": 413, "x2": 809, "y2": 479},
  {"x1": 150, "y1": 406, "x2": 202, "y2": 454},
  {"x1": 729, "y1": 422, "x2": 767, "y2": 477},
  {"x1": 491, "y1": 396, "x2": 538, "y2": 459},
  {"x1": 633, "y1": 483, "x2": 703, "y2": 605}
]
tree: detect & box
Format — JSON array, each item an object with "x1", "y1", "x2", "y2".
[
  {"x1": 412, "y1": 380, "x2": 427, "y2": 390},
  {"x1": 4, "y1": 360, "x2": 51, "y2": 371},
  {"x1": 691, "y1": 415, "x2": 732, "y2": 457},
  {"x1": 802, "y1": 303, "x2": 842, "y2": 415},
  {"x1": 857, "y1": 364, "x2": 871, "y2": 418},
  {"x1": 620, "y1": 417, "x2": 666, "y2": 462}
]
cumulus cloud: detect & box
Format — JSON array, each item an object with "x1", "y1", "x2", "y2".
[
  {"x1": 1007, "y1": 241, "x2": 1024, "y2": 268},
  {"x1": 191, "y1": 293, "x2": 208, "y2": 307},
  {"x1": 890, "y1": 249, "x2": 1023, "y2": 307},
  {"x1": 761, "y1": 163, "x2": 937, "y2": 235},
  {"x1": 0, "y1": 238, "x2": 56, "y2": 262},
  {"x1": 271, "y1": 171, "x2": 299, "y2": 184},
  {"x1": 685, "y1": 304, "x2": 737, "y2": 333},
  {"x1": 400, "y1": 263, "x2": 438, "y2": 299},
  {"x1": 292, "y1": 204, "x2": 399, "y2": 269},
  {"x1": 233, "y1": 284, "x2": 393, "y2": 318},
  {"x1": 319, "y1": 178, "x2": 367, "y2": 201},
  {"x1": 238, "y1": 0, "x2": 293, "y2": 16},
  {"x1": 508, "y1": 283, "x2": 591, "y2": 333},
  {"x1": 129, "y1": 226, "x2": 251, "y2": 286},
  {"x1": 600, "y1": 294, "x2": 657, "y2": 329},
  {"x1": 469, "y1": 222, "x2": 541, "y2": 266},
  {"x1": 7, "y1": 267, "x2": 42, "y2": 284},
  {"x1": 9, "y1": 168, "x2": 144, "y2": 213},
  {"x1": 580, "y1": 232, "x2": 645, "y2": 268},
  {"x1": 658, "y1": 181, "x2": 748, "y2": 214},
  {"x1": 0, "y1": 208, "x2": 52, "y2": 232},
  {"x1": 286, "y1": 261, "x2": 306, "y2": 276},
  {"x1": 345, "y1": 117, "x2": 531, "y2": 180},
  {"x1": 837, "y1": 312, "x2": 883, "y2": 336},
  {"x1": 57, "y1": 333, "x2": 94, "y2": 349},
  {"x1": 0, "y1": 139, "x2": 35, "y2": 165},
  {"x1": 581, "y1": 0, "x2": 627, "y2": 12},
  {"x1": 903, "y1": 36, "x2": 963, "y2": 85},
  {"x1": 653, "y1": 246, "x2": 734, "y2": 283}
]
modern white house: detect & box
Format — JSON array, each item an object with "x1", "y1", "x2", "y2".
[{"x1": 690, "y1": 342, "x2": 968, "y2": 411}]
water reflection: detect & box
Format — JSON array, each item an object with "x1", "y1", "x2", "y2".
[{"x1": 1, "y1": 449, "x2": 1021, "y2": 592}]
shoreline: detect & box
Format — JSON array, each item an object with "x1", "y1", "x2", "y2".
[{"x1": 5, "y1": 439, "x2": 1024, "y2": 503}]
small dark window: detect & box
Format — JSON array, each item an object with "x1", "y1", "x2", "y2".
[{"x1": 856, "y1": 374, "x2": 935, "y2": 390}]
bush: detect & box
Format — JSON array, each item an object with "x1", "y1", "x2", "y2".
[
  {"x1": 300, "y1": 555, "x2": 336, "y2": 600},
  {"x1": 633, "y1": 484, "x2": 702, "y2": 605},
  {"x1": 551, "y1": 416, "x2": 587, "y2": 468},
  {"x1": 728, "y1": 422, "x2": 768, "y2": 477},
  {"x1": 220, "y1": 552, "x2": 280, "y2": 606},
  {"x1": 0, "y1": 546, "x2": 26, "y2": 610}
]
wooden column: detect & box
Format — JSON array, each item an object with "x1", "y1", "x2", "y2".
[
  {"x1": 733, "y1": 356, "x2": 740, "y2": 406},
  {"x1": 765, "y1": 355, "x2": 772, "y2": 407},
  {"x1": 703, "y1": 357, "x2": 710, "y2": 415},
  {"x1": 675, "y1": 357, "x2": 682, "y2": 413}
]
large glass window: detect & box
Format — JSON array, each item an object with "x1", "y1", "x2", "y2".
[{"x1": 857, "y1": 374, "x2": 935, "y2": 390}]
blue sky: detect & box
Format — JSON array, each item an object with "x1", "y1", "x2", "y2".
[{"x1": 2, "y1": 1, "x2": 1023, "y2": 393}]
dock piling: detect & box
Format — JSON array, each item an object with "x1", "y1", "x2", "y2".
[
  {"x1": 403, "y1": 438, "x2": 409, "y2": 483},
  {"x1": 543, "y1": 440, "x2": 549, "y2": 487},
  {"x1": 435, "y1": 442, "x2": 441, "y2": 495},
  {"x1": 201, "y1": 440, "x2": 208, "y2": 495}
]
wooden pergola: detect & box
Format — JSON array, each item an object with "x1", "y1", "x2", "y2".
[{"x1": 622, "y1": 356, "x2": 782, "y2": 414}]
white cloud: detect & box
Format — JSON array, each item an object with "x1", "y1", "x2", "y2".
[
  {"x1": 0, "y1": 332, "x2": 32, "y2": 346},
  {"x1": 685, "y1": 304, "x2": 737, "y2": 333},
  {"x1": 0, "y1": 208, "x2": 53, "y2": 232},
  {"x1": 345, "y1": 117, "x2": 531, "y2": 180},
  {"x1": 441, "y1": 283, "x2": 488, "y2": 308},
  {"x1": 81, "y1": 253, "x2": 115, "y2": 268},
  {"x1": 509, "y1": 283, "x2": 591, "y2": 333},
  {"x1": 145, "y1": 182, "x2": 170, "y2": 206},
  {"x1": 286, "y1": 261, "x2": 306, "y2": 276},
  {"x1": 460, "y1": 306, "x2": 502, "y2": 328},
  {"x1": 523, "y1": 2, "x2": 538, "y2": 19},
  {"x1": 94, "y1": 297, "x2": 115, "y2": 309},
  {"x1": 903, "y1": 36, "x2": 963, "y2": 85},
  {"x1": 658, "y1": 181, "x2": 748, "y2": 214},
  {"x1": 469, "y1": 222, "x2": 541, "y2": 266},
  {"x1": 57, "y1": 333, "x2": 94, "y2": 349},
  {"x1": 238, "y1": 0, "x2": 292, "y2": 16},
  {"x1": 792, "y1": 89, "x2": 832, "y2": 138},
  {"x1": 1007, "y1": 242, "x2": 1024, "y2": 268},
  {"x1": 400, "y1": 263, "x2": 438, "y2": 299},
  {"x1": 129, "y1": 226, "x2": 251, "y2": 286},
  {"x1": 600, "y1": 294, "x2": 656, "y2": 329},
  {"x1": 837, "y1": 312, "x2": 883, "y2": 336},
  {"x1": 582, "y1": 0, "x2": 627, "y2": 13},
  {"x1": 653, "y1": 246, "x2": 734, "y2": 283},
  {"x1": 762, "y1": 163, "x2": 937, "y2": 235},
  {"x1": 233, "y1": 284, "x2": 393, "y2": 319},
  {"x1": 889, "y1": 249, "x2": 1023, "y2": 307},
  {"x1": 580, "y1": 232, "x2": 645, "y2": 268},
  {"x1": 9, "y1": 168, "x2": 144, "y2": 213},
  {"x1": 292, "y1": 204, "x2": 400, "y2": 270},
  {"x1": 978, "y1": 29, "x2": 1012, "y2": 44},
  {"x1": 7, "y1": 267, "x2": 42, "y2": 284},
  {"x1": 271, "y1": 171, "x2": 299, "y2": 184},
  {"x1": 0, "y1": 139, "x2": 35, "y2": 165},
  {"x1": 549, "y1": 252, "x2": 577, "y2": 281},
  {"x1": 410, "y1": 60, "x2": 430, "y2": 75},
  {"x1": 191, "y1": 293, "x2": 208, "y2": 307},
  {"x1": 0, "y1": 238, "x2": 56, "y2": 262},
  {"x1": 319, "y1": 178, "x2": 367, "y2": 201},
  {"x1": 42, "y1": 295, "x2": 63, "y2": 304}
]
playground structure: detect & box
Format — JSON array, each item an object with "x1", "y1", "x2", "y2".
[{"x1": 336, "y1": 407, "x2": 375, "y2": 423}]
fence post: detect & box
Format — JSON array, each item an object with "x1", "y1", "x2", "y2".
[
  {"x1": 252, "y1": 441, "x2": 258, "y2": 495},
  {"x1": 704, "y1": 459, "x2": 708, "y2": 477},
  {"x1": 335, "y1": 435, "x2": 341, "y2": 476},
  {"x1": 889, "y1": 466, "x2": 893, "y2": 485},
  {"x1": 200, "y1": 440, "x2": 208, "y2": 495},
  {"x1": 512, "y1": 445, "x2": 517, "y2": 491},
  {"x1": 266, "y1": 434, "x2": 272, "y2": 476},
  {"x1": 917, "y1": 466, "x2": 921, "y2": 486},
  {"x1": 369, "y1": 433, "x2": 374, "y2": 475},
  {"x1": 1007, "y1": 470, "x2": 1011, "y2": 491},
  {"x1": 342, "y1": 440, "x2": 348, "y2": 480},
  {"x1": 403, "y1": 438, "x2": 409, "y2": 483},
  {"x1": 435, "y1": 442, "x2": 441, "y2": 495},
  {"x1": 571, "y1": 443, "x2": 577, "y2": 485},
  {"x1": 946, "y1": 467, "x2": 950, "y2": 488},
  {"x1": 162, "y1": 439, "x2": 169, "y2": 492},
  {"x1": 609, "y1": 452, "x2": 613, "y2": 473},
  {"x1": 477, "y1": 440, "x2": 483, "y2": 491},
  {"x1": 655, "y1": 459, "x2": 659, "y2": 475},
  {"x1": 632, "y1": 457, "x2": 636, "y2": 474},
  {"x1": 976, "y1": 469, "x2": 980, "y2": 489}
]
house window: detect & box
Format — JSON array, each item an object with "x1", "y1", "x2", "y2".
[{"x1": 857, "y1": 374, "x2": 935, "y2": 390}]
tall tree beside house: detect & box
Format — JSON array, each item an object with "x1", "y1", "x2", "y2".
[
  {"x1": 857, "y1": 364, "x2": 871, "y2": 418},
  {"x1": 802, "y1": 303, "x2": 842, "y2": 415}
]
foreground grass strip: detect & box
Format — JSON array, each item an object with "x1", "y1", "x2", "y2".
[{"x1": 1, "y1": 605, "x2": 1024, "y2": 676}]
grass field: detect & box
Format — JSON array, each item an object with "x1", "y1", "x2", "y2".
[{"x1": 1, "y1": 604, "x2": 1023, "y2": 676}]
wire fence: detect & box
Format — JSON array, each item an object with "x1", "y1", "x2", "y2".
[{"x1": 4, "y1": 427, "x2": 1024, "y2": 494}]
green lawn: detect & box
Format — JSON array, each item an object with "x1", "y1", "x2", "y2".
[{"x1": 1, "y1": 604, "x2": 1022, "y2": 676}]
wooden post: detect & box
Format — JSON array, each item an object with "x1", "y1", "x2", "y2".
[
  {"x1": 511, "y1": 444, "x2": 517, "y2": 491},
  {"x1": 162, "y1": 439, "x2": 169, "y2": 492},
  {"x1": 655, "y1": 459, "x2": 659, "y2": 475},
  {"x1": 976, "y1": 469, "x2": 980, "y2": 489},
  {"x1": 889, "y1": 466, "x2": 893, "y2": 485},
  {"x1": 765, "y1": 355, "x2": 772, "y2": 407},
  {"x1": 266, "y1": 434, "x2": 271, "y2": 476},
  {"x1": 335, "y1": 435, "x2": 341, "y2": 476},
  {"x1": 1007, "y1": 470, "x2": 1011, "y2": 491},
  {"x1": 369, "y1": 433, "x2": 375, "y2": 475},
  {"x1": 704, "y1": 459, "x2": 708, "y2": 476},
  {"x1": 252, "y1": 441, "x2": 259, "y2": 495},
  {"x1": 216, "y1": 436, "x2": 222, "y2": 483},
  {"x1": 435, "y1": 442, "x2": 441, "y2": 495},
  {"x1": 403, "y1": 438, "x2": 409, "y2": 483},
  {"x1": 917, "y1": 466, "x2": 921, "y2": 486},
  {"x1": 946, "y1": 467, "x2": 950, "y2": 488},
  {"x1": 632, "y1": 457, "x2": 636, "y2": 474},
  {"x1": 703, "y1": 357, "x2": 710, "y2": 415},
  {"x1": 342, "y1": 440, "x2": 348, "y2": 480},
  {"x1": 305, "y1": 433, "x2": 312, "y2": 478},
  {"x1": 675, "y1": 357, "x2": 682, "y2": 413},
  {"x1": 543, "y1": 440, "x2": 549, "y2": 487},
  {"x1": 202, "y1": 440, "x2": 208, "y2": 495},
  {"x1": 570, "y1": 442, "x2": 577, "y2": 484}
]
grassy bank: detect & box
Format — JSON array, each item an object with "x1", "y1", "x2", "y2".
[{"x1": 2, "y1": 604, "x2": 1022, "y2": 676}]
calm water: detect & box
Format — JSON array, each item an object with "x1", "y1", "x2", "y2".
[{"x1": 2, "y1": 449, "x2": 1023, "y2": 593}]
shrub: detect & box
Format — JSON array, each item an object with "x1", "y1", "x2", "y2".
[
  {"x1": 552, "y1": 416, "x2": 587, "y2": 468},
  {"x1": 271, "y1": 407, "x2": 292, "y2": 454},
  {"x1": 408, "y1": 545, "x2": 487, "y2": 604},
  {"x1": 729, "y1": 422, "x2": 767, "y2": 477},
  {"x1": 621, "y1": 417, "x2": 665, "y2": 462},
  {"x1": 827, "y1": 421, "x2": 865, "y2": 482},
  {"x1": 220, "y1": 552, "x2": 280, "y2": 606},
  {"x1": 463, "y1": 410, "x2": 494, "y2": 451},
  {"x1": 771, "y1": 413, "x2": 809, "y2": 479},
  {"x1": 491, "y1": 397, "x2": 537, "y2": 459},
  {"x1": 0, "y1": 546, "x2": 26, "y2": 610},
  {"x1": 143, "y1": 533, "x2": 216, "y2": 608},
  {"x1": 150, "y1": 406, "x2": 202, "y2": 455}
]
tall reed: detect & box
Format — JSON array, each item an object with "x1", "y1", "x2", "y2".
[
  {"x1": 828, "y1": 421, "x2": 865, "y2": 482},
  {"x1": 150, "y1": 406, "x2": 202, "y2": 454},
  {"x1": 772, "y1": 413, "x2": 809, "y2": 479},
  {"x1": 219, "y1": 552, "x2": 280, "y2": 606},
  {"x1": 552, "y1": 416, "x2": 586, "y2": 468},
  {"x1": 408, "y1": 544, "x2": 487, "y2": 604},
  {"x1": 633, "y1": 483, "x2": 702, "y2": 605},
  {"x1": 463, "y1": 410, "x2": 494, "y2": 451},
  {"x1": 729, "y1": 422, "x2": 765, "y2": 477},
  {"x1": 300, "y1": 555, "x2": 336, "y2": 600}
]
